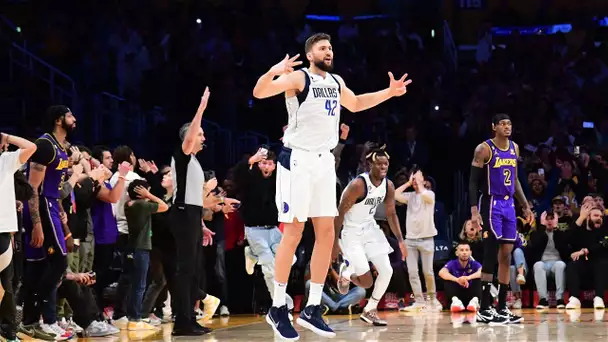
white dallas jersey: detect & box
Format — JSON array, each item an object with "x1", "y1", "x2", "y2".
[
  {"x1": 342, "y1": 173, "x2": 387, "y2": 228},
  {"x1": 283, "y1": 68, "x2": 341, "y2": 152}
]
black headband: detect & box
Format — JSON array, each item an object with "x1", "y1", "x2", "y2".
[{"x1": 492, "y1": 113, "x2": 511, "y2": 125}]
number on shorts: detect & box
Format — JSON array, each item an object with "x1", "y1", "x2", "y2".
[
  {"x1": 325, "y1": 99, "x2": 338, "y2": 116},
  {"x1": 503, "y1": 169, "x2": 512, "y2": 186}
]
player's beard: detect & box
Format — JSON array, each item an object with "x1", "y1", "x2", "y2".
[
  {"x1": 61, "y1": 118, "x2": 75, "y2": 134},
  {"x1": 314, "y1": 58, "x2": 334, "y2": 72}
]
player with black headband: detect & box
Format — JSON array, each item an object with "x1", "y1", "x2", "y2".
[
  {"x1": 469, "y1": 113, "x2": 532, "y2": 325},
  {"x1": 21, "y1": 105, "x2": 77, "y2": 339}
]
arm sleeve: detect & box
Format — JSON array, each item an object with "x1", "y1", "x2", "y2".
[
  {"x1": 30, "y1": 139, "x2": 56, "y2": 165},
  {"x1": 469, "y1": 166, "x2": 483, "y2": 206}
]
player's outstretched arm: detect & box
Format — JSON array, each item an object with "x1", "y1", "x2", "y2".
[
  {"x1": 469, "y1": 143, "x2": 489, "y2": 226},
  {"x1": 253, "y1": 54, "x2": 303, "y2": 99},
  {"x1": 182, "y1": 87, "x2": 210, "y2": 155},
  {"x1": 337, "y1": 72, "x2": 412, "y2": 113}
]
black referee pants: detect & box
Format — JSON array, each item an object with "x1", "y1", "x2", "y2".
[{"x1": 170, "y1": 205, "x2": 207, "y2": 329}]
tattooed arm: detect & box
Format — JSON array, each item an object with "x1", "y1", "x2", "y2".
[
  {"x1": 469, "y1": 143, "x2": 490, "y2": 228},
  {"x1": 385, "y1": 180, "x2": 406, "y2": 259},
  {"x1": 332, "y1": 178, "x2": 365, "y2": 261},
  {"x1": 28, "y1": 162, "x2": 46, "y2": 248}
]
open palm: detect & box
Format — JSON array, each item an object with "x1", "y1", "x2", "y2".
[
  {"x1": 269, "y1": 54, "x2": 303, "y2": 76},
  {"x1": 387, "y1": 72, "x2": 412, "y2": 97}
]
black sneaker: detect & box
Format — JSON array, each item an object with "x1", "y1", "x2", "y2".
[
  {"x1": 296, "y1": 305, "x2": 336, "y2": 338},
  {"x1": 475, "y1": 308, "x2": 509, "y2": 326},
  {"x1": 497, "y1": 308, "x2": 523, "y2": 324},
  {"x1": 536, "y1": 298, "x2": 549, "y2": 310},
  {"x1": 556, "y1": 299, "x2": 566, "y2": 309},
  {"x1": 266, "y1": 305, "x2": 298, "y2": 341}
]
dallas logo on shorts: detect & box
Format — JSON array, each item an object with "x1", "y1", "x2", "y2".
[{"x1": 283, "y1": 202, "x2": 290, "y2": 213}]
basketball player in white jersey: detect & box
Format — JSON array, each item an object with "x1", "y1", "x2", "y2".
[
  {"x1": 253, "y1": 33, "x2": 411, "y2": 340},
  {"x1": 333, "y1": 148, "x2": 406, "y2": 326}
]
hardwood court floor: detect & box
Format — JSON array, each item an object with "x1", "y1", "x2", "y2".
[{"x1": 26, "y1": 309, "x2": 608, "y2": 341}]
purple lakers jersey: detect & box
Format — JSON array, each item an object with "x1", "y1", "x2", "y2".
[
  {"x1": 31, "y1": 133, "x2": 69, "y2": 199},
  {"x1": 483, "y1": 139, "x2": 517, "y2": 197}
]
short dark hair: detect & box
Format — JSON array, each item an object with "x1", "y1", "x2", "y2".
[
  {"x1": 305, "y1": 33, "x2": 331, "y2": 53},
  {"x1": 113, "y1": 145, "x2": 133, "y2": 169},
  {"x1": 77, "y1": 145, "x2": 92, "y2": 156},
  {"x1": 456, "y1": 241, "x2": 471, "y2": 249},
  {"x1": 266, "y1": 150, "x2": 276, "y2": 161},
  {"x1": 91, "y1": 145, "x2": 111, "y2": 162},
  {"x1": 127, "y1": 179, "x2": 149, "y2": 200}
]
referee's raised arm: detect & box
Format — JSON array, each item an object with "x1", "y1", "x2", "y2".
[{"x1": 182, "y1": 87, "x2": 210, "y2": 155}]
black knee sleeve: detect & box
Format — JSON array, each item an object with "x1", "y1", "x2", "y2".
[{"x1": 481, "y1": 232, "x2": 498, "y2": 274}]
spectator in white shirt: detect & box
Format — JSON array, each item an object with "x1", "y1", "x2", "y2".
[
  {"x1": 394, "y1": 170, "x2": 440, "y2": 311},
  {"x1": 0, "y1": 132, "x2": 37, "y2": 305}
]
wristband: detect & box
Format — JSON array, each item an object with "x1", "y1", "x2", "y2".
[{"x1": 64, "y1": 233, "x2": 72, "y2": 240}]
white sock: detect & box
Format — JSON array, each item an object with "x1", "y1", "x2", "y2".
[
  {"x1": 365, "y1": 296, "x2": 380, "y2": 311},
  {"x1": 306, "y1": 282, "x2": 324, "y2": 307},
  {"x1": 272, "y1": 281, "x2": 287, "y2": 307}
]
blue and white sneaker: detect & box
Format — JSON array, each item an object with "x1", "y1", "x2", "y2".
[
  {"x1": 266, "y1": 305, "x2": 299, "y2": 341},
  {"x1": 296, "y1": 305, "x2": 336, "y2": 338}
]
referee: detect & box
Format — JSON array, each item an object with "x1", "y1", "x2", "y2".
[{"x1": 170, "y1": 88, "x2": 238, "y2": 336}]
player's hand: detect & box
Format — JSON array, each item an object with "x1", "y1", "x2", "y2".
[
  {"x1": 340, "y1": 123, "x2": 350, "y2": 140},
  {"x1": 197, "y1": 87, "x2": 211, "y2": 114},
  {"x1": 398, "y1": 240, "x2": 407, "y2": 261},
  {"x1": 331, "y1": 239, "x2": 342, "y2": 262},
  {"x1": 269, "y1": 54, "x2": 302, "y2": 76},
  {"x1": 249, "y1": 148, "x2": 268, "y2": 165},
  {"x1": 31, "y1": 223, "x2": 44, "y2": 248},
  {"x1": 65, "y1": 235, "x2": 74, "y2": 253},
  {"x1": 471, "y1": 207, "x2": 483, "y2": 229},
  {"x1": 522, "y1": 206, "x2": 534, "y2": 224},
  {"x1": 387, "y1": 72, "x2": 412, "y2": 97},
  {"x1": 457, "y1": 277, "x2": 469, "y2": 288}
]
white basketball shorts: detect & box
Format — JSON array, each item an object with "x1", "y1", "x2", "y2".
[
  {"x1": 276, "y1": 146, "x2": 337, "y2": 223},
  {"x1": 339, "y1": 221, "x2": 393, "y2": 276}
]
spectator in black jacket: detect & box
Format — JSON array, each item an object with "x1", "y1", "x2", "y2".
[
  {"x1": 565, "y1": 203, "x2": 608, "y2": 309},
  {"x1": 235, "y1": 148, "x2": 295, "y2": 310},
  {"x1": 528, "y1": 211, "x2": 569, "y2": 310}
]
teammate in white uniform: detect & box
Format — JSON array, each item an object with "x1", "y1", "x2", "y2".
[
  {"x1": 253, "y1": 33, "x2": 411, "y2": 341},
  {"x1": 333, "y1": 148, "x2": 406, "y2": 326}
]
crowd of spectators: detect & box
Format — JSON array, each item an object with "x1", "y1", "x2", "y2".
[{"x1": 2, "y1": 1, "x2": 608, "y2": 323}]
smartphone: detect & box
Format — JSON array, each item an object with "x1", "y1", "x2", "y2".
[
  {"x1": 583, "y1": 121, "x2": 595, "y2": 129},
  {"x1": 574, "y1": 146, "x2": 580, "y2": 157},
  {"x1": 88, "y1": 271, "x2": 96, "y2": 280},
  {"x1": 260, "y1": 144, "x2": 269, "y2": 156},
  {"x1": 538, "y1": 168, "x2": 544, "y2": 176}
]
